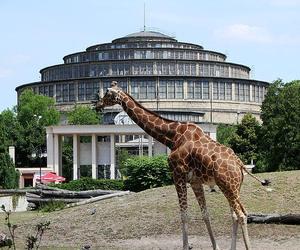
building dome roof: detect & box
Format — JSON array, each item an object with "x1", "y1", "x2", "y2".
[{"x1": 112, "y1": 30, "x2": 177, "y2": 43}]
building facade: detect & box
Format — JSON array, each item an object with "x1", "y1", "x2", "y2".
[{"x1": 16, "y1": 30, "x2": 268, "y2": 124}]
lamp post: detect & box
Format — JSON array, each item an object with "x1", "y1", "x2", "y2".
[{"x1": 34, "y1": 114, "x2": 42, "y2": 184}]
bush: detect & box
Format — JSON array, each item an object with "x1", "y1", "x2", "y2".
[
  {"x1": 124, "y1": 155, "x2": 172, "y2": 192},
  {"x1": 51, "y1": 177, "x2": 124, "y2": 191}
]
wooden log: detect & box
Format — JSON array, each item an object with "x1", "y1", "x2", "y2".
[
  {"x1": 37, "y1": 189, "x2": 119, "y2": 198},
  {"x1": 66, "y1": 191, "x2": 131, "y2": 208},
  {"x1": 26, "y1": 197, "x2": 85, "y2": 204},
  {"x1": 247, "y1": 213, "x2": 300, "y2": 225},
  {"x1": 0, "y1": 189, "x2": 36, "y2": 194}
]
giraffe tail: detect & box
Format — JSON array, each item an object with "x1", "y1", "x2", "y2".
[{"x1": 242, "y1": 165, "x2": 271, "y2": 186}]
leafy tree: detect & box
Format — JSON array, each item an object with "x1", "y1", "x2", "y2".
[
  {"x1": 0, "y1": 109, "x2": 18, "y2": 155},
  {"x1": 216, "y1": 124, "x2": 236, "y2": 147},
  {"x1": 228, "y1": 113, "x2": 261, "y2": 164},
  {"x1": 67, "y1": 105, "x2": 101, "y2": 125},
  {"x1": 0, "y1": 152, "x2": 19, "y2": 189},
  {"x1": 62, "y1": 138, "x2": 73, "y2": 182},
  {"x1": 16, "y1": 89, "x2": 60, "y2": 167},
  {"x1": 258, "y1": 79, "x2": 300, "y2": 171}
]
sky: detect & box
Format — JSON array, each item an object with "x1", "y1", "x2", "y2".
[{"x1": 0, "y1": 0, "x2": 300, "y2": 111}]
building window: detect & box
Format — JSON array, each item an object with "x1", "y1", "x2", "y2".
[
  {"x1": 56, "y1": 84, "x2": 63, "y2": 103},
  {"x1": 130, "y1": 80, "x2": 156, "y2": 99},
  {"x1": 187, "y1": 81, "x2": 203, "y2": 99},
  {"x1": 202, "y1": 82, "x2": 209, "y2": 99},
  {"x1": 131, "y1": 81, "x2": 139, "y2": 98},
  {"x1": 226, "y1": 82, "x2": 232, "y2": 100},
  {"x1": 78, "y1": 83, "x2": 85, "y2": 101},
  {"x1": 160, "y1": 80, "x2": 183, "y2": 99},
  {"x1": 159, "y1": 81, "x2": 167, "y2": 99}
]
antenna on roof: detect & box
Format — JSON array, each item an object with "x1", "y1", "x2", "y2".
[{"x1": 143, "y1": 2, "x2": 146, "y2": 31}]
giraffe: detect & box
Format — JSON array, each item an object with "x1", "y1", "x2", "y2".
[{"x1": 93, "y1": 81, "x2": 269, "y2": 250}]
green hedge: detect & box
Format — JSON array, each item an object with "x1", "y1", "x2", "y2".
[
  {"x1": 51, "y1": 177, "x2": 124, "y2": 191},
  {"x1": 124, "y1": 155, "x2": 172, "y2": 192}
]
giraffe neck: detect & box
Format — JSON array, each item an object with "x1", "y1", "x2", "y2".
[{"x1": 118, "y1": 91, "x2": 179, "y2": 148}]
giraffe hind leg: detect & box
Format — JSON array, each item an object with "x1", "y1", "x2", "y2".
[
  {"x1": 190, "y1": 182, "x2": 220, "y2": 250},
  {"x1": 229, "y1": 198, "x2": 251, "y2": 250}
]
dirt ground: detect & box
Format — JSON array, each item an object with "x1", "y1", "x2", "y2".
[
  {"x1": 108, "y1": 235, "x2": 300, "y2": 250},
  {"x1": 1, "y1": 171, "x2": 300, "y2": 249}
]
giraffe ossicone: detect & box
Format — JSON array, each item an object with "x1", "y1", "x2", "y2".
[{"x1": 94, "y1": 81, "x2": 269, "y2": 250}]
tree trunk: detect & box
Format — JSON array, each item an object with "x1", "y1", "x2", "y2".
[
  {"x1": 66, "y1": 191, "x2": 131, "y2": 208},
  {"x1": 247, "y1": 213, "x2": 300, "y2": 225}
]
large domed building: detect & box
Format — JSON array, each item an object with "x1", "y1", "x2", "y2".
[{"x1": 16, "y1": 30, "x2": 268, "y2": 124}]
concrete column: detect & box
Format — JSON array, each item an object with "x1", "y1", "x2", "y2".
[
  {"x1": 250, "y1": 84, "x2": 253, "y2": 102},
  {"x1": 73, "y1": 134, "x2": 79, "y2": 180},
  {"x1": 8, "y1": 146, "x2": 15, "y2": 165},
  {"x1": 54, "y1": 134, "x2": 60, "y2": 175},
  {"x1": 92, "y1": 134, "x2": 97, "y2": 179},
  {"x1": 110, "y1": 134, "x2": 115, "y2": 179},
  {"x1": 148, "y1": 136, "x2": 153, "y2": 157},
  {"x1": 46, "y1": 131, "x2": 54, "y2": 169}
]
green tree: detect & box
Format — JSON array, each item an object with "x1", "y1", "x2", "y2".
[
  {"x1": 0, "y1": 152, "x2": 19, "y2": 189},
  {"x1": 16, "y1": 89, "x2": 60, "y2": 167},
  {"x1": 216, "y1": 124, "x2": 236, "y2": 147},
  {"x1": 229, "y1": 113, "x2": 261, "y2": 164},
  {"x1": 258, "y1": 79, "x2": 300, "y2": 171},
  {"x1": 67, "y1": 105, "x2": 101, "y2": 125}
]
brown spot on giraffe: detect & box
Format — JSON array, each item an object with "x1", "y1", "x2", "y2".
[{"x1": 94, "y1": 81, "x2": 268, "y2": 250}]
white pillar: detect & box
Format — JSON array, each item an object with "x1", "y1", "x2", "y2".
[
  {"x1": 73, "y1": 134, "x2": 79, "y2": 180},
  {"x1": 8, "y1": 146, "x2": 15, "y2": 164},
  {"x1": 148, "y1": 136, "x2": 153, "y2": 157},
  {"x1": 54, "y1": 134, "x2": 60, "y2": 175},
  {"x1": 92, "y1": 134, "x2": 97, "y2": 179},
  {"x1": 110, "y1": 134, "x2": 115, "y2": 179},
  {"x1": 46, "y1": 131, "x2": 54, "y2": 170}
]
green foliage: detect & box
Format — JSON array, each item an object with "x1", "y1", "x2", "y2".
[
  {"x1": 0, "y1": 152, "x2": 19, "y2": 189},
  {"x1": 0, "y1": 109, "x2": 18, "y2": 152},
  {"x1": 229, "y1": 113, "x2": 261, "y2": 164},
  {"x1": 116, "y1": 148, "x2": 132, "y2": 177},
  {"x1": 258, "y1": 79, "x2": 300, "y2": 172},
  {"x1": 51, "y1": 177, "x2": 124, "y2": 191},
  {"x1": 39, "y1": 201, "x2": 65, "y2": 212},
  {"x1": 67, "y1": 105, "x2": 101, "y2": 125},
  {"x1": 123, "y1": 155, "x2": 172, "y2": 192},
  {"x1": 16, "y1": 89, "x2": 60, "y2": 167},
  {"x1": 216, "y1": 124, "x2": 236, "y2": 147},
  {"x1": 62, "y1": 138, "x2": 73, "y2": 182}
]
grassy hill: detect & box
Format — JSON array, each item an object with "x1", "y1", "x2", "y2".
[{"x1": 1, "y1": 170, "x2": 300, "y2": 249}]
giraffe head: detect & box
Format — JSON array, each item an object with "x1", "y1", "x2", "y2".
[{"x1": 94, "y1": 81, "x2": 122, "y2": 112}]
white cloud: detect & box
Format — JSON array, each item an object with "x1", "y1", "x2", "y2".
[{"x1": 214, "y1": 24, "x2": 272, "y2": 44}]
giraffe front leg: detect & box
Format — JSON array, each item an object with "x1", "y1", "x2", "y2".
[{"x1": 174, "y1": 178, "x2": 189, "y2": 250}]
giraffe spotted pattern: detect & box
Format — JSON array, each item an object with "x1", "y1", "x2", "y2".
[{"x1": 94, "y1": 81, "x2": 266, "y2": 250}]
